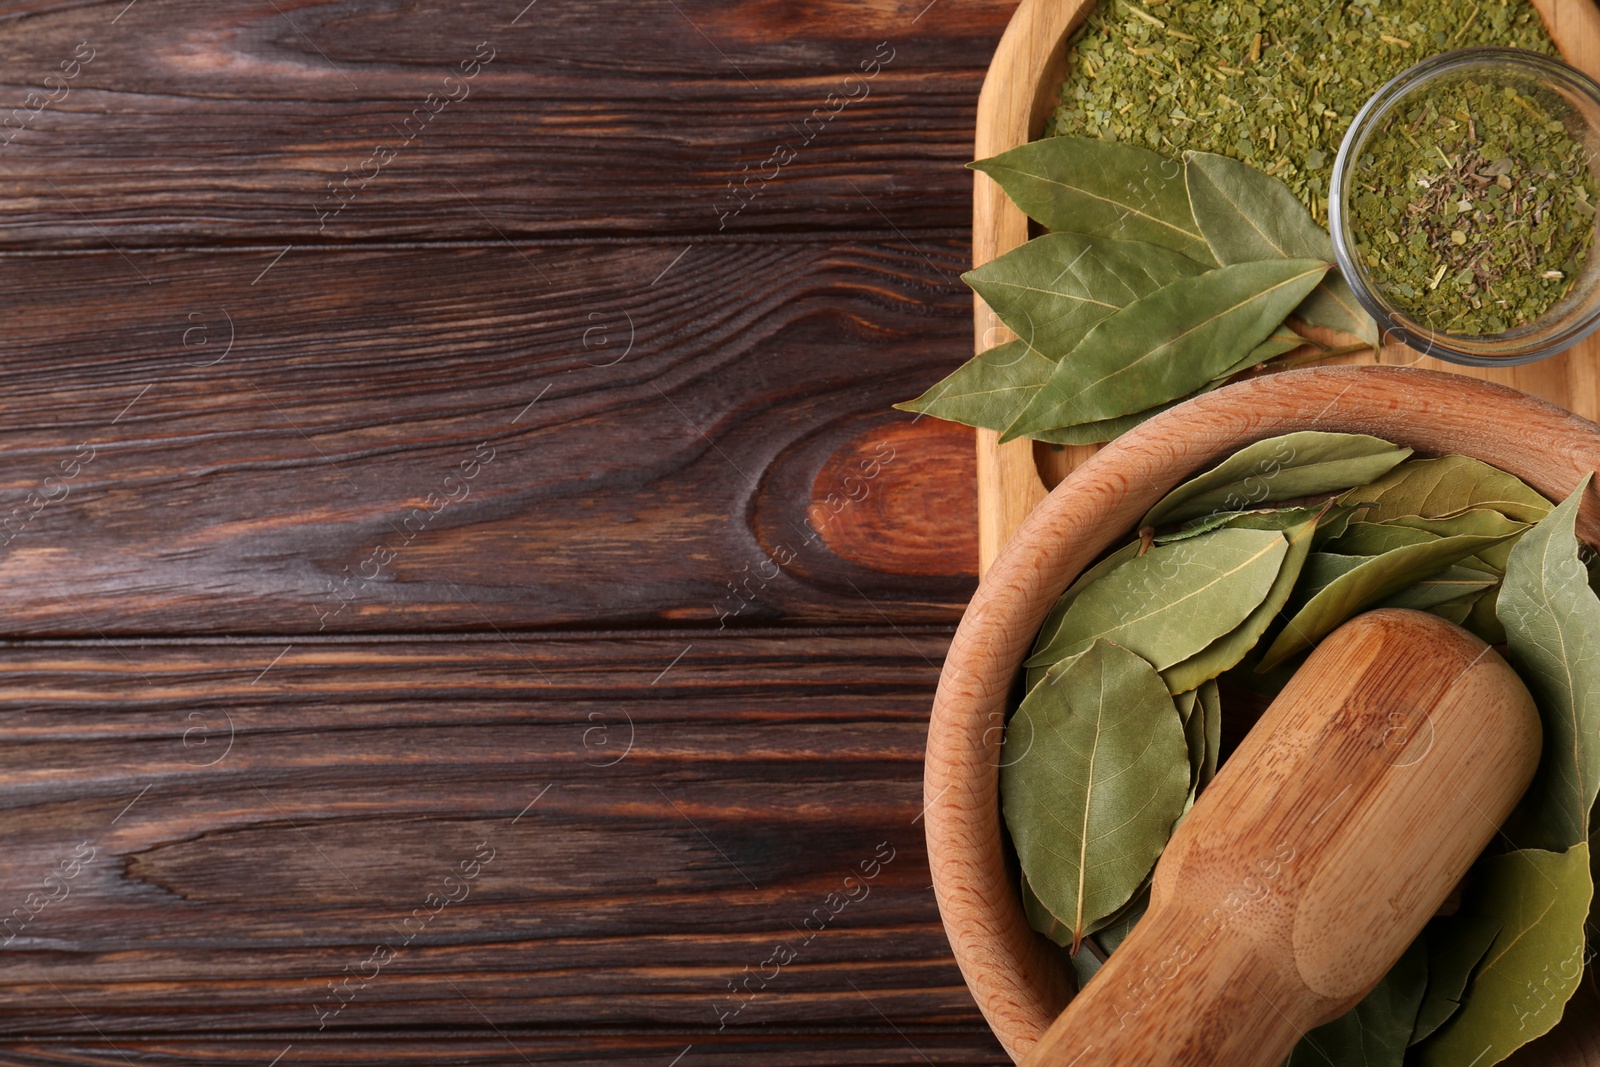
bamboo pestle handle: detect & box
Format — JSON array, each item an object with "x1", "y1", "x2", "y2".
[{"x1": 1019, "y1": 609, "x2": 1543, "y2": 1067}]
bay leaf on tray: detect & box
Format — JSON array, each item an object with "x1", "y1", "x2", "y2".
[
  {"x1": 1001, "y1": 640, "x2": 1190, "y2": 949},
  {"x1": 1417, "y1": 845, "x2": 1592, "y2": 1067},
  {"x1": 1143, "y1": 431, "x2": 1410, "y2": 528},
  {"x1": 1218, "y1": 325, "x2": 1306, "y2": 379},
  {"x1": 1162, "y1": 510, "x2": 1321, "y2": 694},
  {"x1": 1410, "y1": 913, "x2": 1501, "y2": 1046},
  {"x1": 1257, "y1": 529, "x2": 1519, "y2": 672},
  {"x1": 1337, "y1": 456, "x2": 1553, "y2": 525},
  {"x1": 1026, "y1": 527, "x2": 1289, "y2": 671},
  {"x1": 1184, "y1": 150, "x2": 1378, "y2": 347},
  {"x1": 964, "y1": 232, "x2": 1207, "y2": 359},
  {"x1": 893, "y1": 340, "x2": 1053, "y2": 433},
  {"x1": 971, "y1": 137, "x2": 1215, "y2": 263},
  {"x1": 1285, "y1": 935, "x2": 1428, "y2": 1067},
  {"x1": 1001, "y1": 260, "x2": 1328, "y2": 439},
  {"x1": 1497, "y1": 479, "x2": 1600, "y2": 853}
]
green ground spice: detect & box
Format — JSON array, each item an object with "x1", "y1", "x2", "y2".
[
  {"x1": 1051, "y1": 0, "x2": 1556, "y2": 225},
  {"x1": 1348, "y1": 76, "x2": 1597, "y2": 336}
]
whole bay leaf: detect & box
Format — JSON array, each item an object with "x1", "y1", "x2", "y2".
[
  {"x1": 1337, "y1": 456, "x2": 1553, "y2": 525},
  {"x1": 1410, "y1": 913, "x2": 1501, "y2": 1046},
  {"x1": 1184, "y1": 150, "x2": 1378, "y2": 346},
  {"x1": 1001, "y1": 260, "x2": 1329, "y2": 438},
  {"x1": 1258, "y1": 530, "x2": 1518, "y2": 672},
  {"x1": 964, "y1": 232, "x2": 1207, "y2": 360},
  {"x1": 1031, "y1": 541, "x2": 1144, "y2": 666},
  {"x1": 1417, "y1": 845, "x2": 1592, "y2": 1067},
  {"x1": 1026, "y1": 528, "x2": 1289, "y2": 671},
  {"x1": 1001, "y1": 640, "x2": 1191, "y2": 949},
  {"x1": 1497, "y1": 479, "x2": 1600, "y2": 853},
  {"x1": 893, "y1": 340, "x2": 1053, "y2": 433},
  {"x1": 1143, "y1": 431, "x2": 1410, "y2": 528},
  {"x1": 1285, "y1": 935, "x2": 1428, "y2": 1067},
  {"x1": 1026, "y1": 400, "x2": 1180, "y2": 446},
  {"x1": 1161, "y1": 510, "x2": 1321, "y2": 695},
  {"x1": 971, "y1": 137, "x2": 1215, "y2": 263}
]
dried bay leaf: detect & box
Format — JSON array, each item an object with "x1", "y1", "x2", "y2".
[
  {"x1": 893, "y1": 340, "x2": 1053, "y2": 433},
  {"x1": 1002, "y1": 260, "x2": 1329, "y2": 439},
  {"x1": 1026, "y1": 528, "x2": 1289, "y2": 671},
  {"x1": 1197, "y1": 678, "x2": 1221, "y2": 786},
  {"x1": 1385, "y1": 509, "x2": 1530, "y2": 574},
  {"x1": 1162, "y1": 511, "x2": 1321, "y2": 695},
  {"x1": 1497, "y1": 479, "x2": 1600, "y2": 853},
  {"x1": 971, "y1": 137, "x2": 1215, "y2": 263},
  {"x1": 1377, "y1": 565, "x2": 1497, "y2": 613},
  {"x1": 1410, "y1": 913, "x2": 1501, "y2": 1046},
  {"x1": 1258, "y1": 530, "x2": 1518, "y2": 672},
  {"x1": 1417, "y1": 846, "x2": 1592, "y2": 1067},
  {"x1": 1143, "y1": 431, "x2": 1410, "y2": 528},
  {"x1": 1285, "y1": 935, "x2": 1428, "y2": 1067},
  {"x1": 1185, "y1": 150, "x2": 1378, "y2": 347},
  {"x1": 965, "y1": 232, "x2": 1206, "y2": 360},
  {"x1": 1001, "y1": 640, "x2": 1191, "y2": 949},
  {"x1": 1337, "y1": 456, "x2": 1553, "y2": 525},
  {"x1": 1069, "y1": 892, "x2": 1149, "y2": 992}
]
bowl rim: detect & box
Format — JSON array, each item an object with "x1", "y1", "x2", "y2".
[{"x1": 923, "y1": 365, "x2": 1600, "y2": 1062}]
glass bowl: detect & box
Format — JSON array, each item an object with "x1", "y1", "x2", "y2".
[{"x1": 1329, "y1": 47, "x2": 1600, "y2": 366}]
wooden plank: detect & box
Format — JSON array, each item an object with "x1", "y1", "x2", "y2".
[
  {"x1": 0, "y1": 0, "x2": 1013, "y2": 249},
  {"x1": 0, "y1": 630, "x2": 988, "y2": 1037},
  {"x1": 0, "y1": 1032, "x2": 1008, "y2": 1065},
  {"x1": 0, "y1": 240, "x2": 976, "y2": 634}
]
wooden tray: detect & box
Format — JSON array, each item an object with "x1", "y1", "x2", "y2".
[{"x1": 972, "y1": 0, "x2": 1600, "y2": 576}]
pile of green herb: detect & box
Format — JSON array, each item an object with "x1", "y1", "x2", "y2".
[
  {"x1": 1004, "y1": 432, "x2": 1600, "y2": 1067},
  {"x1": 1349, "y1": 74, "x2": 1598, "y2": 336},
  {"x1": 1050, "y1": 0, "x2": 1557, "y2": 225},
  {"x1": 898, "y1": 138, "x2": 1377, "y2": 443}
]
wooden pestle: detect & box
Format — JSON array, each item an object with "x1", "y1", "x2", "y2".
[{"x1": 1019, "y1": 608, "x2": 1543, "y2": 1067}]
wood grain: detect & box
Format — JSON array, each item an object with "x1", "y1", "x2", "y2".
[
  {"x1": 0, "y1": 240, "x2": 975, "y2": 635},
  {"x1": 0, "y1": 0, "x2": 1015, "y2": 248},
  {"x1": 971, "y1": 0, "x2": 1600, "y2": 573},
  {"x1": 927, "y1": 366, "x2": 1600, "y2": 1062},
  {"x1": 0, "y1": 1033, "x2": 1011, "y2": 1066},
  {"x1": 0, "y1": 629, "x2": 996, "y2": 1042}
]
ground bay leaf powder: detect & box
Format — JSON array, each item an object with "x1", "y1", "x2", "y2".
[{"x1": 1051, "y1": 0, "x2": 1556, "y2": 226}]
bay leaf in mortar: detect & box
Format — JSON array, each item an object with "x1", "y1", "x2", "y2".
[
  {"x1": 1001, "y1": 640, "x2": 1190, "y2": 949},
  {"x1": 1026, "y1": 528, "x2": 1288, "y2": 671},
  {"x1": 1162, "y1": 510, "x2": 1321, "y2": 694},
  {"x1": 1285, "y1": 936, "x2": 1428, "y2": 1067},
  {"x1": 1258, "y1": 530, "x2": 1518, "y2": 672},
  {"x1": 1384, "y1": 508, "x2": 1530, "y2": 574},
  {"x1": 971, "y1": 137, "x2": 1215, "y2": 263},
  {"x1": 1409, "y1": 913, "x2": 1501, "y2": 1046},
  {"x1": 1184, "y1": 149, "x2": 1377, "y2": 346},
  {"x1": 1197, "y1": 678, "x2": 1221, "y2": 786},
  {"x1": 1142, "y1": 431, "x2": 1410, "y2": 528},
  {"x1": 893, "y1": 340, "x2": 1052, "y2": 433},
  {"x1": 1376, "y1": 565, "x2": 1497, "y2": 613},
  {"x1": 1417, "y1": 846, "x2": 1592, "y2": 1067},
  {"x1": 1003, "y1": 260, "x2": 1327, "y2": 438},
  {"x1": 964, "y1": 232, "x2": 1206, "y2": 359},
  {"x1": 1498, "y1": 478, "x2": 1600, "y2": 853},
  {"x1": 1337, "y1": 456, "x2": 1552, "y2": 525}
]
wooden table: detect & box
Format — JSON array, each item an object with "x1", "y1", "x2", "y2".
[{"x1": 0, "y1": 0, "x2": 1004, "y2": 1062}]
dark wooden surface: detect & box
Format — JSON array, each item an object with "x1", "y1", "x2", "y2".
[{"x1": 0, "y1": 0, "x2": 1000, "y2": 1062}]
